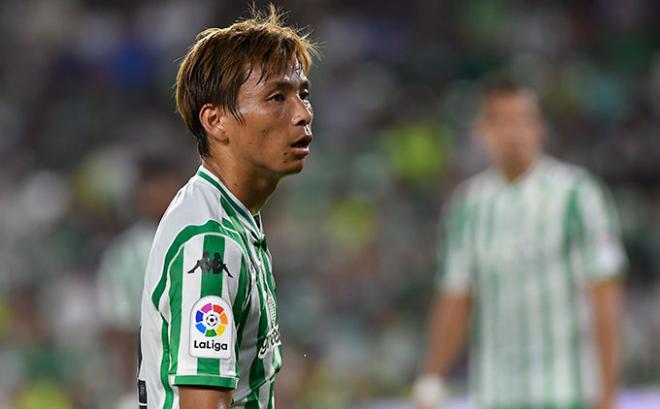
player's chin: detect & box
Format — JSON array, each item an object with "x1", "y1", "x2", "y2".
[{"x1": 279, "y1": 160, "x2": 306, "y2": 176}]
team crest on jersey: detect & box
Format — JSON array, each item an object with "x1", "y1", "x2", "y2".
[{"x1": 190, "y1": 296, "x2": 233, "y2": 359}]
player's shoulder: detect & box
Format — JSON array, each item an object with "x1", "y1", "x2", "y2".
[
  {"x1": 539, "y1": 156, "x2": 601, "y2": 191},
  {"x1": 161, "y1": 175, "x2": 223, "y2": 226},
  {"x1": 151, "y1": 172, "x2": 240, "y2": 253},
  {"x1": 450, "y1": 167, "x2": 498, "y2": 204}
]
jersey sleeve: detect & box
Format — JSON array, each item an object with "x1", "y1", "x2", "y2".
[
  {"x1": 437, "y1": 188, "x2": 474, "y2": 293},
  {"x1": 164, "y1": 228, "x2": 251, "y2": 389},
  {"x1": 570, "y1": 174, "x2": 627, "y2": 282}
]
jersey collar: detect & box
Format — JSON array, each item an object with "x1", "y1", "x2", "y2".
[{"x1": 196, "y1": 165, "x2": 264, "y2": 241}]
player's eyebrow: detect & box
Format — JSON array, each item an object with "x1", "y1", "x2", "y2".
[{"x1": 265, "y1": 79, "x2": 311, "y2": 92}]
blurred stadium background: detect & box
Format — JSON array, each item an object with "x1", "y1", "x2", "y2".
[{"x1": 2, "y1": 0, "x2": 660, "y2": 408}]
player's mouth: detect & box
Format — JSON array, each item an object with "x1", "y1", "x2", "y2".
[{"x1": 290, "y1": 134, "x2": 312, "y2": 156}]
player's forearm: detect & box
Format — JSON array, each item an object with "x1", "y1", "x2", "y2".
[
  {"x1": 424, "y1": 292, "x2": 472, "y2": 376},
  {"x1": 179, "y1": 385, "x2": 233, "y2": 409},
  {"x1": 590, "y1": 280, "x2": 622, "y2": 408}
]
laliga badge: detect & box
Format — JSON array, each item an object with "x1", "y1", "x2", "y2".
[{"x1": 189, "y1": 296, "x2": 233, "y2": 359}]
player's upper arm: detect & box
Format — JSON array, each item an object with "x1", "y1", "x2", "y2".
[
  {"x1": 179, "y1": 385, "x2": 233, "y2": 409},
  {"x1": 161, "y1": 223, "x2": 252, "y2": 389},
  {"x1": 571, "y1": 174, "x2": 627, "y2": 282}
]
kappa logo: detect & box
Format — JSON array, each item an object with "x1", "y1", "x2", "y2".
[{"x1": 187, "y1": 251, "x2": 233, "y2": 277}]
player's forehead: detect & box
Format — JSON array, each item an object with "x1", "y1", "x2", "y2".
[
  {"x1": 243, "y1": 61, "x2": 309, "y2": 91},
  {"x1": 482, "y1": 91, "x2": 539, "y2": 116}
]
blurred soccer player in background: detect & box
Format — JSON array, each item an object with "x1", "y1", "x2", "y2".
[
  {"x1": 138, "y1": 6, "x2": 316, "y2": 409},
  {"x1": 414, "y1": 78, "x2": 626, "y2": 409},
  {"x1": 96, "y1": 154, "x2": 183, "y2": 405}
]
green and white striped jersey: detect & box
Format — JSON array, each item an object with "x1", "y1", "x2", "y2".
[
  {"x1": 438, "y1": 156, "x2": 626, "y2": 409},
  {"x1": 98, "y1": 220, "x2": 155, "y2": 330},
  {"x1": 139, "y1": 166, "x2": 282, "y2": 409}
]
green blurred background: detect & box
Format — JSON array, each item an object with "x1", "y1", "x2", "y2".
[{"x1": 1, "y1": 0, "x2": 660, "y2": 408}]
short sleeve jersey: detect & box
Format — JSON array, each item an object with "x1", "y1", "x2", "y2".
[
  {"x1": 437, "y1": 156, "x2": 626, "y2": 409},
  {"x1": 138, "y1": 166, "x2": 282, "y2": 409}
]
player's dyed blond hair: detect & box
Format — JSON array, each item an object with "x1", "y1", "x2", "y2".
[{"x1": 175, "y1": 5, "x2": 317, "y2": 157}]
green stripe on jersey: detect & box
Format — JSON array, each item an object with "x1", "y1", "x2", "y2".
[
  {"x1": 562, "y1": 182, "x2": 585, "y2": 401},
  {"x1": 233, "y1": 259, "x2": 249, "y2": 377},
  {"x1": 175, "y1": 375, "x2": 237, "y2": 388},
  {"x1": 160, "y1": 318, "x2": 174, "y2": 409},
  {"x1": 168, "y1": 251, "x2": 184, "y2": 374},
  {"x1": 197, "y1": 235, "x2": 226, "y2": 376},
  {"x1": 245, "y1": 273, "x2": 269, "y2": 409}
]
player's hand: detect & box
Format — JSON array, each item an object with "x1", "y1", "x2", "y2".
[
  {"x1": 411, "y1": 375, "x2": 446, "y2": 409},
  {"x1": 415, "y1": 402, "x2": 440, "y2": 409}
]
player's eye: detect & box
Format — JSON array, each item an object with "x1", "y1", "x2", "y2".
[
  {"x1": 268, "y1": 93, "x2": 285, "y2": 102},
  {"x1": 300, "y1": 90, "x2": 310, "y2": 100}
]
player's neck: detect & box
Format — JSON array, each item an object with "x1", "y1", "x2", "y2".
[
  {"x1": 202, "y1": 157, "x2": 279, "y2": 215},
  {"x1": 498, "y1": 155, "x2": 538, "y2": 183}
]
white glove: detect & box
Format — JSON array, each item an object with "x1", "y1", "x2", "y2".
[{"x1": 412, "y1": 374, "x2": 447, "y2": 409}]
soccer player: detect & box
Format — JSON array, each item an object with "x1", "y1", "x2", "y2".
[
  {"x1": 138, "y1": 7, "x2": 316, "y2": 409},
  {"x1": 97, "y1": 154, "x2": 183, "y2": 401},
  {"x1": 413, "y1": 78, "x2": 626, "y2": 409}
]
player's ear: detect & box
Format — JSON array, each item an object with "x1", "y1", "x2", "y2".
[{"x1": 199, "y1": 103, "x2": 229, "y2": 145}]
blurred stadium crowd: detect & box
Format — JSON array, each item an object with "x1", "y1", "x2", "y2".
[{"x1": 1, "y1": 0, "x2": 660, "y2": 408}]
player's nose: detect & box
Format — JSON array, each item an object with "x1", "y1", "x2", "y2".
[{"x1": 291, "y1": 98, "x2": 313, "y2": 127}]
